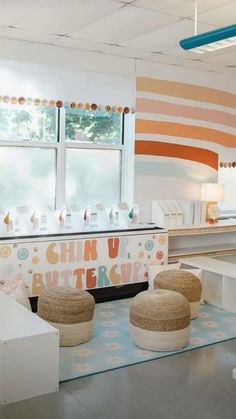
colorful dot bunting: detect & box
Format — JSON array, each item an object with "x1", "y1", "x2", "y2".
[
  {"x1": 219, "y1": 161, "x2": 236, "y2": 168},
  {"x1": 0, "y1": 95, "x2": 135, "y2": 113}
]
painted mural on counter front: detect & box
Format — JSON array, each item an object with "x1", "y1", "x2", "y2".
[{"x1": 0, "y1": 233, "x2": 167, "y2": 296}]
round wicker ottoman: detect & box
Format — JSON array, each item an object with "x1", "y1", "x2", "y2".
[
  {"x1": 154, "y1": 269, "x2": 202, "y2": 319},
  {"x1": 129, "y1": 289, "x2": 190, "y2": 351},
  {"x1": 38, "y1": 288, "x2": 95, "y2": 347}
]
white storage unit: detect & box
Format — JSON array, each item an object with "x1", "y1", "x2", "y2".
[
  {"x1": 181, "y1": 256, "x2": 236, "y2": 313},
  {"x1": 0, "y1": 292, "x2": 59, "y2": 405}
]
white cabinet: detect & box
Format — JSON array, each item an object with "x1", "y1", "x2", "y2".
[{"x1": 0, "y1": 292, "x2": 59, "y2": 405}]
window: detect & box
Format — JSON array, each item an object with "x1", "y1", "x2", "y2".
[
  {"x1": 0, "y1": 104, "x2": 127, "y2": 211},
  {"x1": 65, "y1": 108, "x2": 123, "y2": 144},
  {"x1": 0, "y1": 104, "x2": 57, "y2": 142},
  {"x1": 0, "y1": 147, "x2": 56, "y2": 208},
  {"x1": 66, "y1": 149, "x2": 121, "y2": 207}
]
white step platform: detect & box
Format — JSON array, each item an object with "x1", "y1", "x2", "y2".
[{"x1": 0, "y1": 291, "x2": 59, "y2": 405}]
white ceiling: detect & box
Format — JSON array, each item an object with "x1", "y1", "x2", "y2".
[{"x1": 0, "y1": 0, "x2": 236, "y2": 75}]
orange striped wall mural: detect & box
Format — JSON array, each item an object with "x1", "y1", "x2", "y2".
[
  {"x1": 135, "y1": 77, "x2": 236, "y2": 169},
  {"x1": 136, "y1": 77, "x2": 236, "y2": 110},
  {"x1": 135, "y1": 141, "x2": 218, "y2": 170},
  {"x1": 136, "y1": 119, "x2": 236, "y2": 148},
  {"x1": 136, "y1": 98, "x2": 236, "y2": 130}
]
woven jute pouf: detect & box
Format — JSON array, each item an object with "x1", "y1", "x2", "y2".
[
  {"x1": 38, "y1": 288, "x2": 95, "y2": 347},
  {"x1": 130, "y1": 289, "x2": 190, "y2": 351},
  {"x1": 154, "y1": 269, "x2": 202, "y2": 319}
]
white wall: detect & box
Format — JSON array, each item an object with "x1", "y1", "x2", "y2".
[{"x1": 0, "y1": 38, "x2": 135, "y2": 104}]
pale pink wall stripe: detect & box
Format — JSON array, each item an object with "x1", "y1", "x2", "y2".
[{"x1": 136, "y1": 98, "x2": 236, "y2": 129}]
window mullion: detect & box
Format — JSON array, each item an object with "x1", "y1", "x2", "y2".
[{"x1": 55, "y1": 108, "x2": 66, "y2": 209}]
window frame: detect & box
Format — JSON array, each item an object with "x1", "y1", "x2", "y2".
[{"x1": 0, "y1": 106, "x2": 134, "y2": 210}]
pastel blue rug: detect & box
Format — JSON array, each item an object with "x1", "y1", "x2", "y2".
[{"x1": 59, "y1": 298, "x2": 236, "y2": 382}]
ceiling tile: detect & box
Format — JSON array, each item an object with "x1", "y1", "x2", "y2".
[
  {"x1": 69, "y1": 5, "x2": 179, "y2": 44},
  {"x1": 0, "y1": 0, "x2": 44, "y2": 26},
  {"x1": 11, "y1": 0, "x2": 121, "y2": 35},
  {"x1": 134, "y1": 0, "x2": 231, "y2": 18},
  {"x1": 121, "y1": 19, "x2": 216, "y2": 52},
  {"x1": 0, "y1": 26, "x2": 59, "y2": 44},
  {"x1": 201, "y1": 47, "x2": 236, "y2": 66},
  {"x1": 53, "y1": 36, "x2": 108, "y2": 52},
  {"x1": 102, "y1": 44, "x2": 152, "y2": 59},
  {"x1": 180, "y1": 59, "x2": 225, "y2": 73},
  {"x1": 145, "y1": 52, "x2": 191, "y2": 66},
  {"x1": 198, "y1": 1, "x2": 236, "y2": 26}
]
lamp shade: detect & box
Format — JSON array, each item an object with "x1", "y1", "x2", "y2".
[{"x1": 201, "y1": 183, "x2": 224, "y2": 202}]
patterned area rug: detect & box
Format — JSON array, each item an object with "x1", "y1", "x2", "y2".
[{"x1": 60, "y1": 298, "x2": 236, "y2": 382}]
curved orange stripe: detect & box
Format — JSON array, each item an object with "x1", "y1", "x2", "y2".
[
  {"x1": 136, "y1": 77, "x2": 236, "y2": 110},
  {"x1": 136, "y1": 98, "x2": 236, "y2": 129},
  {"x1": 135, "y1": 140, "x2": 218, "y2": 170},
  {"x1": 136, "y1": 119, "x2": 236, "y2": 147}
]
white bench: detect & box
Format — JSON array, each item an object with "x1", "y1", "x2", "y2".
[{"x1": 0, "y1": 291, "x2": 59, "y2": 405}]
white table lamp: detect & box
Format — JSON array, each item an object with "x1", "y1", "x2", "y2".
[{"x1": 201, "y1": 183, "x2": 224, "y2": 223}]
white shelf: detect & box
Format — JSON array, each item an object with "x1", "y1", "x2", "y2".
[
  {"x1": 169, "y1": 243, "x2": 236, "y2": 259},
  {"x1": 168, "y1": 220, "x2": 236, "y2": 237},
  {"x1": 168, "y1": 222, "x2": 236, "y2": 262}
]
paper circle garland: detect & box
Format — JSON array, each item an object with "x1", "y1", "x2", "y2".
[
  {"x1": 27, "y1": 97, "x2": 33, "y2": 105},
  {"x1": 49, "y1": 99, "x2": 56, "y2": 107},
  {"x1": 0, "y1": 94, "x2": 135, "y2": 115},
  {"x1": 19, "y1": 97, "x2": 26, "y2": 105},
  {"x1": 220, "y1": 161, "x2": 236, "y2": 168},
  {"x1": 3, "y1": 96, "x2": 10, "y2": 104},
  {"x1": 34, "y1": 98, "x2": 41, "y2": 106},
  {"x1": 70, "y1": 101, "x2": 77, "y2": 109},
  {"x1": 56, "y1": 100, "x2": 63, "y2": 108},
  {"x1": 11, "y1": 96, "x2": 18, "y2": 105}
]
